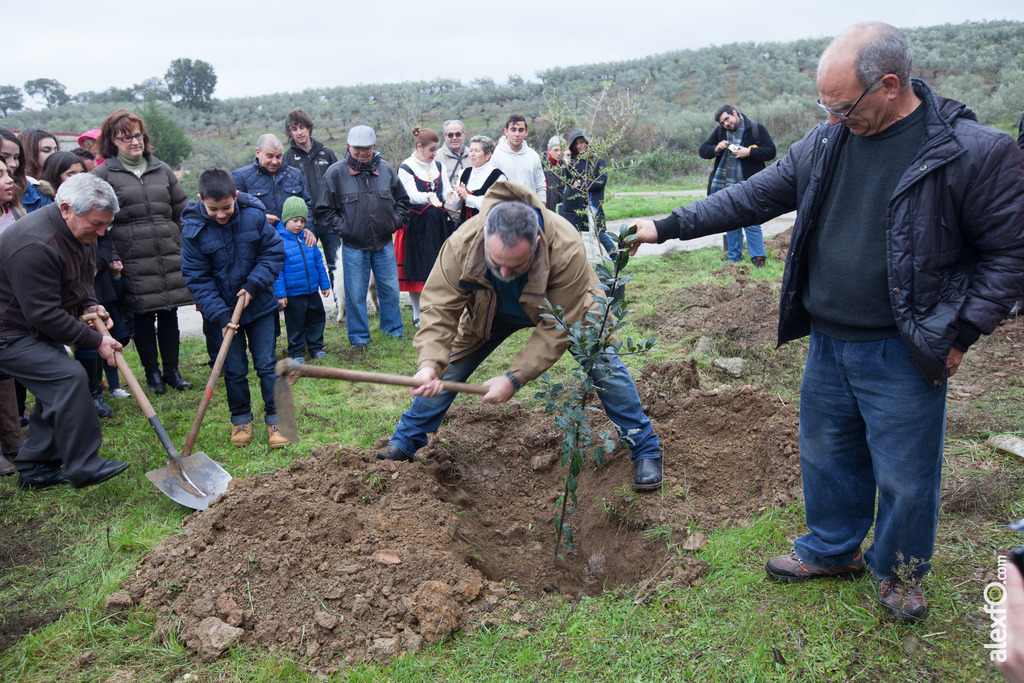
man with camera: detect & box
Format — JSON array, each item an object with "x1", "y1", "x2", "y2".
[{"x1": 698, "y1": 105, "x2": 776, "y2": 266}]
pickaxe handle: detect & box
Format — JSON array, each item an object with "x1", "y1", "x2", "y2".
[{"x1": 275, "y1": 359, "x2": 488, "y2": 395}]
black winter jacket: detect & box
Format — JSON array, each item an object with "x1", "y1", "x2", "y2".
[
  {"x1": 314, "y1": 156, "x2": 410, "y2": 251},
  {"x1": 92, "y1": 154, "x2": 192, "y2": 314},
  {"x1": 180, "y1": 193, "x2": 284, "y2": 329},
  {"x1": 283, "y1": 138, "x2": 339, "y2": 228},
  {"x1": 231, "y1": 159, "x2": 313, "y2": 224},
  {"x1": 656, "y1": 80, "x2": 1024, "y2": 388},
  {"x1": 558, "y1": 131, "x2": 608, "y2": 232},
  {"x1": 698, "y1": 113, "x2": 777, "y2": 194}
]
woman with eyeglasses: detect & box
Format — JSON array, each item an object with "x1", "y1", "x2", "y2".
[
  {"x1": 454, "y1": 135, "x2": 506, "y2": 224},
  {"x1": 92, "y1": 109, "x2": 193, "y2": 396},
  {"x1": 396, "y1": 126, "x2": 457, "y2": 326}
]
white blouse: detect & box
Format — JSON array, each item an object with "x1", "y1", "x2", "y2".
[
  {"x1": 398, "y1": 154, "x2": 455, "y2": 207},
  {"x1": 462, "y1": 161, "x2": 506, "y2": 211}
]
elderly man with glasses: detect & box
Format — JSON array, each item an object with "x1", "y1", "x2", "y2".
[
  {"x1": 437, "y1": 120, "x2": 470, "y2": 224},
  {"x1": 628, "y1": 22, "x2": 1024, "y2": 624}
]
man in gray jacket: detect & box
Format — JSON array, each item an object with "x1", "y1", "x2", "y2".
[
  {"x1": 628, "y1": 22, "x2": 1024, "y2": 624},
  {"x1": 314, "y1": 125, "x2": 410, "y2": 348}
]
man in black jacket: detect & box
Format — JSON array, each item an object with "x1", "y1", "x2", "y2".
[
  {"x1": 629, "y1": 22, "x2": 1024, "y2": 624},
  {"x1": 314, "y1": 125, "x2": 410, "y2": 348},
  {"x1": 283, "y1": 109, "x2": 341, "y2": 285},
  {"x1": 698, "y1": 105, "x2": 776, "y2": 266},
  {"x1": 0, "y1": 174, "x2": 130, "y2": 490}
]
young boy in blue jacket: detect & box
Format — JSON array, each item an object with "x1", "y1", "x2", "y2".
[
  {"x1": 180, "y1": 170, "x2": 287, "y2": 449},
  {"x1": 274, "y1": 197, "x2": 331, "y2": 362}
]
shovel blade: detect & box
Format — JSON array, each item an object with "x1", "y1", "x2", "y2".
[
  {"x1": 145, "y1": 452, "x2": 232, "y2": 510},
  {"x1": 275, "y1": 377, "x2": 299, "y2": 442}
]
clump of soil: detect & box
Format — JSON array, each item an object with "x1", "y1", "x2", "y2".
[
  {"x1": 123, "y1": 383, "x2": 800, "y2": 670},
  {"x1": 639, "y1": 274, "x2": 781, "y2": 348}
]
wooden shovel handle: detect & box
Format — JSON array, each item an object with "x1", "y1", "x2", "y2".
[
  {"x1": 82, "y1": 313, "x2": 156, "y2": 419},
  {"x1": 276, "y1": 360, "x2": 488, "y2": 395},
  {"x1": 181, "y1": 296, "x2": 247, "y2": 458},
  {"x1": 83, "y1": 313, "x2": 191, "y2": 483}
]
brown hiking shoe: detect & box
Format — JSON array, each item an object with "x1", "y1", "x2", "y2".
[
  {"x1": 230, "y1": 422, "x2": 252, "y2": 447},
  {"x1": 752, "y1": 256, "x2": 767, "y2": 268},
  {"x1": 766, "y1": 551, "x2": 866, "y2": 582},
  {"x1": 878, "y1": 578, "x2": 927, "y2": 623},
  {"x1": 267, "y1": 425, "x2": 289, "y2": 449}
]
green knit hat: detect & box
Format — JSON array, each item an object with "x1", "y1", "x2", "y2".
[{"x1": 281, "y1": 196, "x2": 308, "y2": 225}]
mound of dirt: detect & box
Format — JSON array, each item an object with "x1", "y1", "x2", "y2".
[
  {"x1": 639, "y1": 274, "x2": 781, "y2": 347},
  {"x1": 636, "y1": 228, "x2": 793, "y2": 348},
  {"x1": 123, "y1": 381, "x2": 800, "y2": 670}
]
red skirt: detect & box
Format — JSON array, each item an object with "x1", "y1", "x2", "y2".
[{"x1": 394, "y1": 227, "x2": 425, "y2": 293}]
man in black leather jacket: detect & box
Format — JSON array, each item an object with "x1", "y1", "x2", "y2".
[
  {"x1": 629, "y1": 22, "x2": 1024, "y2": 624},
  {"x1": 314, "y1": 126, "x2": 410, "y2": 348}
]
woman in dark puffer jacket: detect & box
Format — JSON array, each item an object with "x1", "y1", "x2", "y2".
[{"x1": 92, "y1": 109, "x2": 193, "y2": 395}]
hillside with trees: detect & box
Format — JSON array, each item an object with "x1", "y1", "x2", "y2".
[{"x1": 3, "y1": 21, "x2": 1021, "y2": 188}]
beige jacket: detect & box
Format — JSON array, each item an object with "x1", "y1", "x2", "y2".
[{"x1": 415, "y1": 181, "x2": 603, "y2": 385}]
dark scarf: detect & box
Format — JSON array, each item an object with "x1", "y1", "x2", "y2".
[{"x1": 346, "y1": 151, "x2": 382, "y2": 173}]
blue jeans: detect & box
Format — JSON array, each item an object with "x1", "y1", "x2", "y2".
[
  {"x1": 725, "y1": 225, "x2": 766, "y2": 262},
  {"x1": 794, "y1": 330, "x2": 946, "y2": 581},
  {"x1": 342, "y1": 243, "x2": 403, "y2": 345},
  {"x1": 388, "y1": 320, "x2": 661, "y2": 462},
  {"x1": 223, "y1": 311, "x2": 278, "y2": 425}
]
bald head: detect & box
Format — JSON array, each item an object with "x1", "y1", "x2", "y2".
[
  {"x1": 255, "y1": 134, "x2": 284, "y2": 173},
  {"x1": 818, "y1": 22, "x2": 913, "y2": 92},
  {"x1": 816, "y1": 22, "x2": 919, "y2": 137},
  {"x1": 256, "y1": 133, "x2": 283, "y2": 153}
]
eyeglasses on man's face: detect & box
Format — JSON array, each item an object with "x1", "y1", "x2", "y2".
[{"x1": 816, "y1": 78, "x2": 881, "y2": 121}]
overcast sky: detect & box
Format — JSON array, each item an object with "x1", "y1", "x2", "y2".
[{"x1": 9, "y1": 0, "x2": 1024, "y2": 104}]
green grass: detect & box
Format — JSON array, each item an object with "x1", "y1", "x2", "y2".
[
  {"x1": 0, "y1": 235, "x2": 1018, "y2": 681},
  {"x1": 613, "y1": 181, "x2": 705, "y2": 193},
  {"x1": 603, "y1": 194, "x2": 701, "y2": 222}
]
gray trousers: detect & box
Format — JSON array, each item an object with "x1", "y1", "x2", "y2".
[{"x1": 0, "y1": 335, "x2": 106, "y2": 485}]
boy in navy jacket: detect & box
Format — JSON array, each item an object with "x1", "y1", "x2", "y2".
[
  {"x1": 274, "y1": 196, "x2": 331, "y2": 362},
  {"x1": 180, "y1": 170, "x2": 287, "y2": 448}
]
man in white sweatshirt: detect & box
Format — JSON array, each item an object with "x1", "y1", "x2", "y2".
[{"x1": 492, "y1": 114, "x2": 546, "y2": 202}]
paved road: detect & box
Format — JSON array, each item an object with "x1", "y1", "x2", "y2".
[{"x1": 607, "y1": 210, "x2": 796, "y2": 257}]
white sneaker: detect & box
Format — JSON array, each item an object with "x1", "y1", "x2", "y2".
[{"x1": 109, "y1": 388, "x2": 131, "y2": 398}]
